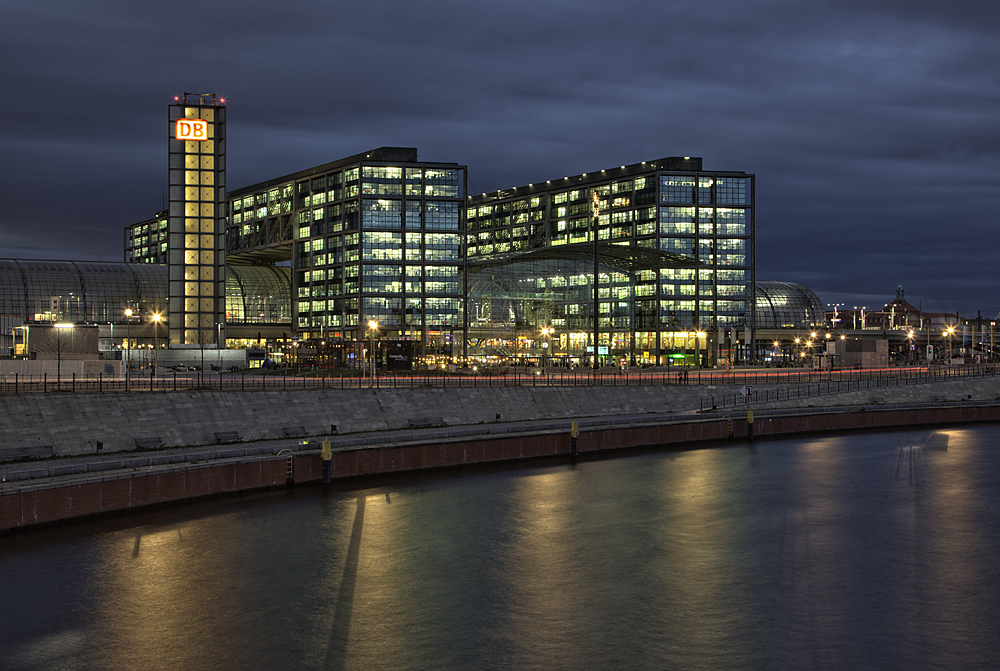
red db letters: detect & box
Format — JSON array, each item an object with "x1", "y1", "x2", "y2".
[{"x1": 175, "y1": 119, "x2": 209, "y2": 141}]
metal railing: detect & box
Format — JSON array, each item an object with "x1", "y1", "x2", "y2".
[
  {"x1": 700, "y1": 365, "x2": 999, "y2": 411},
  {"x1": 0, "y1": 365, "x2": 994, "y2": 396}
]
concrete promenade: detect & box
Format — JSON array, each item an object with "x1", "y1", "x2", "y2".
[{"x1": 3, "y1": 373, "x2": 1000, "y2": 530}]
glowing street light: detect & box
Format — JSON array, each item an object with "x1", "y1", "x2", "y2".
[
  {"x1": 592, "y1": 189, "x2": 601, "y2": 371},
  {"x1": 125, "y1": 307, "x2": 133, "y2": 391},
  {"x1": 540, "y1": 326, "x2": 555, "y2": 368},
  {"x1": 368, "y1": 320, "x2": 378, "y2": 383},
  {"x1": 152, "y1": 313, "x2": 161, "y2": 376},
  {"x1": 53, "y1": 322, "x2": 73, "y2": 382}
]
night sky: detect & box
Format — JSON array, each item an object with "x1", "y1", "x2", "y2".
[{"x1": 3, "y1": 0, "x2": 998, "y2": 317}]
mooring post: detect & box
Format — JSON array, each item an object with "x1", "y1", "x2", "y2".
[
  {"x1": 570, "y1": 420, "x2": 579, "y2": 458},
  {"x1": 747, "y1": 407, "x2": 754, "y2": 441},
  {"x1": 321, "y1": 438, "x2": 332, "y2": 484}
]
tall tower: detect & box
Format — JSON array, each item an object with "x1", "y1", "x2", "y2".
[{"x1": 167, "y1": 93, "x2": 226, "y2": 348}]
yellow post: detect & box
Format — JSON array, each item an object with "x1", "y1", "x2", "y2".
[{"x1": 321, "y1": 438, "x2": 332, "y2": 483}]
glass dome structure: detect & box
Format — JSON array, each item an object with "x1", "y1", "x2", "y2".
[{"x1": 755, "y1": 281, "x2": 825, "y2": 329}]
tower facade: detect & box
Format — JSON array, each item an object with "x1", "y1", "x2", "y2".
[{"x1": 167, "y1": 93, "x2": 226, "y2": 347}]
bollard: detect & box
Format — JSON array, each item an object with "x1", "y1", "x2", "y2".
[
  {"x1": 321, "y1": 438, "x2": 332, "y2": 484},
  {"x1": 747, "y1": 408, "x2": 754, "y2": 441},
  {"x1": 570, "y1": 420, "x2": 579, "y2": 458}
]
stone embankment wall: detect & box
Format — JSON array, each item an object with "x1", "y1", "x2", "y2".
[
  {"x1": 0, "y1": 385, "x2": 718, "y2": 456},
  {"x1": 5, "y1": 376, "x2": 1000, "y2": 532},
  {"x1": 5, "y1": 400, "x2": 1000, "y2": 532},
  {"x1": 3, "y1": 376, "x2": 1000, "y2": 457}
]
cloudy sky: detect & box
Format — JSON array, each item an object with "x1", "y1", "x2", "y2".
[{"x1": 3, "y1": 0, "x2": 999, "y2": 316}]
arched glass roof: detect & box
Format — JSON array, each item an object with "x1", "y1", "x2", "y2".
[
  {"x1": 755, "y1": 281, "x2": 825, "y2": 329},
  {"x1": 225, "y1": 265, "x2": 292, "y2": 324},
  {"x1": 0, "y1": 260, "x2": 290, "y2": 325}
]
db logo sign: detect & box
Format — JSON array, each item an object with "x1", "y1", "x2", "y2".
[{"x1": 175, "y1": 118, "x2": 209, "y2": 141}]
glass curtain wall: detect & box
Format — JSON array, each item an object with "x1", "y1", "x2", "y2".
[
  {"x1": 291, "y1": 161, "x2": 466, "y2": 365},
  {"x1": 467, "y1": 161, "x2": 753, "y2": 365}
]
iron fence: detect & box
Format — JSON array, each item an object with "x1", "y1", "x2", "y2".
[
  {"x1": 700, "y1": 365, "x2": 999, "y2": 411},
  {"x1": 0, "y1": 365, "x2": 993, "y2": 395}
]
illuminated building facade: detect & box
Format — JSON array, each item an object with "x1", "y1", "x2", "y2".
[
  {"x1": 226, "y1": 147, "x2": 467, "y2": 363},
  {"x1": 124, "y1": 210, "x2": 167, "y2": 264},
  {"x1": 167, "y1": 93, "x2": 227, "y2": 348},
  {"x1": 466, "y1": 157, "x2": 755, "y2": 365}
]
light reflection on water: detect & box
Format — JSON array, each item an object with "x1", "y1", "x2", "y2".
[{"x1": 3, "y1": 426, "x2": 1000, "y2": 670}]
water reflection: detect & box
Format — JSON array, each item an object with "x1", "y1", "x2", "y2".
[
  {"x1": 3, "y1": 427, "x2": 1000, "y2": 670},
  {"x1": 323, "y1": 495, "x2": 365, "y2": 671}
]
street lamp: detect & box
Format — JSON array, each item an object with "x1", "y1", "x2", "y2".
[
  {"x1": 828, "y1": 303, "x2": 843, "y2": 330},
  {"x1": 695, "y1": 330, "x2": 706, "y2": 369},
  {"x1": 368, "y1": 320, "x2": 378, "y2": 383},
  {"x1": 124, "y1": 307, "x2": 132, "y2": 390},
  {"x1": 54, "y1": 322, "x2": 73, "y2": 382},
  {"x1": 152, "y1": 313, "x2": 161, "y2": 377},
  {"x1": 540, "y1": 326, "x2": 554, "y2": 368},
  {"x1": 945, "y1": 326, "x2": 955, "y2": 365},
  {"x1": 592, "y1": 189, "x2": 601, "y2": 371}
]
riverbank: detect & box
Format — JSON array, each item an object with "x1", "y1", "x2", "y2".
[{"x1": 4, "y1": 376, "x2": 1000, "y2": 531}]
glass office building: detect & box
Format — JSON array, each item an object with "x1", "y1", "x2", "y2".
[
  {"x1": 121, "y1": 100, "x2": 756, "y2": 367},
  {"x1": 226, "y1": 147, "x2": 467, "y2": 363},
  {"x1": 124, "y1": 211, "x2": 168, "y2": 264},
  {"x1": 466, "y1": 157, "x2": 754, "y2": 365}
]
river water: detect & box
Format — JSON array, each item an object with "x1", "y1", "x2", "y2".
[{"x1": 3, "y1": 426, "x2": 1000, "y2": 671}]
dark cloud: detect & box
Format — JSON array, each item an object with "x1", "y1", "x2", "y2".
[{"x1": 2, "y1": 0, "x2": 998, "y2": 315}]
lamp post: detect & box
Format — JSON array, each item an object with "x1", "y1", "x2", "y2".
[
  {"x1": 368, "y1": 320, "x2": 378, "y2": 383},
  {"x1": 592, "y1": 189, "x2": 601, "y2": 371},
  {"x1": 152, "y1": 313, "x2": 161, "y2": 377},
  {"x1": 945, "y1": 326, "x2": 955, "y2": 365},
  {"x1": 124, "y1": 307, "x2": 132, "y2": 390},
  {"x1": 54, "y1": 322, "x2": 73, "y2": 382},
  {"x1": 696, "y1": 330, "x2": 706, "y2": 369},
  {"x1": 828, "y1": 303, "x2": 843, "y2": 330},
  {"x1": 540, "y1": 326, "x2": 554, "y2": 369}
]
